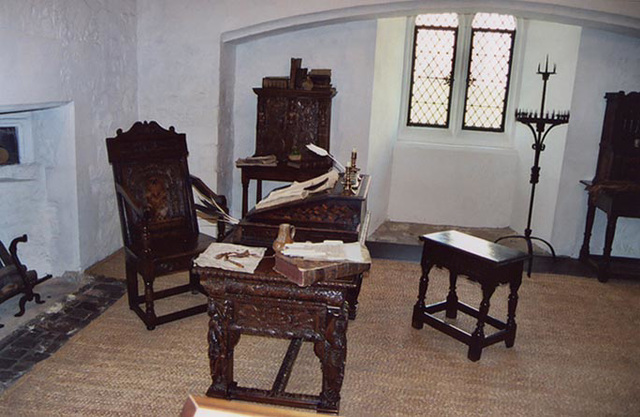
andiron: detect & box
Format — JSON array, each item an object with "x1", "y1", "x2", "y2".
[{"x1": 496, "y1": 56, "x2": 569, "y2": 276}]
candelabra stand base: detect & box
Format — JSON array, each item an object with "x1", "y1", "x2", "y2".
[{"x1": 495, "y1": 233, "x2": 557, "y2": 277}]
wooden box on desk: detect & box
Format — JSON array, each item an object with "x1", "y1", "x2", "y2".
[{"x1": 274, "y1": 253, "x2": 370, "y2": 287}]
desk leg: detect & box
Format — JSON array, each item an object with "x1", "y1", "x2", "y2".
[
  {"x1": 256, "y1": 180, "x2": 263, "y2": 204},
  {"x1": 207, "y1": 299, "x2": 237, "y2": 399},
  {"x1": 346, "y1": 273, "x2": 364, "y2": 320},
  {"x1": 315, "y1": 305, "x2": 348, "y2": 414},
  {"x1": 599, "y1": 214, "x2": 618, "y2": 283},
  {"x1": 468, "y1": 283, "x2": 496, "y2": 362},
  {"x1": 505, "y1": 274, "x2": 522, "y2": 348},
  {"x1": 580, "y1": 199, "x2": 596, "y2": 261},
  {"x1": 242, "y1": 176, "x2": 249, "y2": 217}
]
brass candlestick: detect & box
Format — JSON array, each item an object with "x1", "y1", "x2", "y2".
[{"x1": 343, "y1": 148, "x2": 360, "y2": 194}]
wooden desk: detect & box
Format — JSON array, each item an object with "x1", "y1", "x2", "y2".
[
  {"x1": 240, "y1": 164, "x2": 331, "y2": 217},
  {"x1": 193, "y1": 252, "x2": 367, "y2": 414},
  {"x1": 412, "y1": 231, "x2": 527, "y2": 361},
  {"x1": 579, "y1": 180, "x2": 640, "y2": 282}
]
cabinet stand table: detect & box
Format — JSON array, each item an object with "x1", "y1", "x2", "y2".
[{"x1": 579, "y1": 180, "x2": 640, "y2": 282}]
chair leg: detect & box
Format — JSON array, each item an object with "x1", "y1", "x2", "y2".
[
  {"x1": 217, "y1": 220, "x2": 226, "y2": 242},
  {"x1": 142, "y1": 275, "x2": 157, "y2": 330},
  {"x1": 189, "y1": 270, "x2": 201, "y2": 294},
  {"x1": 125, "y1": 258, "x2": 139, "y2": 310}
]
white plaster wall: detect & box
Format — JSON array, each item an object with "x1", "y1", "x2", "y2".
[
  {"x1": 0, "y1": 0, "x2": 635, "y2": 273},
  {"x1": 134, "y1": 0, "x2": 639, "y2": 258},
  {"x1": 137, "y1": 0, "x2": 639, "y2": 195},
  {"x1": 510, "y1": 21, "x2": 581, "y2": 244},
  {"x1": 0, "y1": 0, "x2": 138, "y2": 271},
  {"x1": 138, "y1": 0, "x2": 640, "y2": 250},
  {"x1": 366, "y1": 17, "x2": 406, "y2": 233},
  {"x1": 231, "y1": 20, "x2": 377, "y2": 218},
  {"x1": 388, "y1": 144, "x2": 518, "y2": 227},
  {"x1": 553, "y1": 28, "x2": 640, "y2": 258},
  {"x1": 136, "y1": 0, "x2": 222, "y2": 187}
]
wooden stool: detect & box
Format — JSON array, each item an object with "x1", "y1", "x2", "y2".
[{"x1": 412, "y1": 230, "x2": 528, "y2": 361}]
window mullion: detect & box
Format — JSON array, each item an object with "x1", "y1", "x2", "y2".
[{"x1": 450, "y1": 15, "x2": 472, "y2": 135}]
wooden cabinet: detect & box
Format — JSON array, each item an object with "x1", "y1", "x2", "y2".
[
  {"x1": 254, "y1": 87, "x2": 337, "y2": 168},
  {"x1": 239, "y1": 65, "x2": 337, "y2": 216},
  {"x1": 579, "y1": 91, "x2": 640, "y2": 282},
  {"x1": 593, "y1": 91, "x2": 640, "y2": 183}
]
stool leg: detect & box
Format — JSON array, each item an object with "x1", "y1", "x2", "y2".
[
  {"x1": 445, "y1": 270, "x2": 458, "y2": 319},
  {"x1": 505, "y1": 274, "x2": 522, "y2": 348},
  {"x1": 468, "y1": 283, "x2": 496, "y2": 362},
  {"x1": 412, "y1": 260, "x2": 434, "y2": 329}
]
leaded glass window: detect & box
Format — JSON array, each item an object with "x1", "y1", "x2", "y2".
[
  {"x1": 407, "y1": 13, "x2": 459, "y2": 128},
  {"x1": 462, "y1": 13, "x2": 516, "y2": 131},
  {"x1": 407, "y1": 12, "x2": 517, "y2": 133}
]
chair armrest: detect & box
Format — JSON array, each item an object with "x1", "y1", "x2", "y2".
[
  {"x1": 115, "y1": 183, "x2": 147, "y2": 218},
  {"x1": 191, "y1": 175, "x2": 230, "y2": 241},
  {"x1": 190, "y1": 175, "x2": 228, "y2": 213}
]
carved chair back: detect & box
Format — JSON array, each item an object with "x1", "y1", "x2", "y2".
[{"x1": 106, "y1": 121, "x2": 199, "y2": 255}]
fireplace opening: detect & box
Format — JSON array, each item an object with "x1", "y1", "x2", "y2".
[
  {"x1": 0, "y1": 127, "x2": 19, "y2": 165},
  {"x1": 0, "y1": 102, "x2": 80, "y2": 278}
]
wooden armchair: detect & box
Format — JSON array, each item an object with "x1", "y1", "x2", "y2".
[
  {"x1": 106, "y1": 121, "x2": 228, "y2": 330},
  {"x1": 1, "y1": 235, "x2": 52, "y2": 328}
]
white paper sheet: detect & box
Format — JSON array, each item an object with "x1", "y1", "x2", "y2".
[
  {"x1": 281, "y1": 240, "x2": 371, "y2": 263},
  {"x1": 194, "y1": 243, "x2": 266, "y2": 273}
]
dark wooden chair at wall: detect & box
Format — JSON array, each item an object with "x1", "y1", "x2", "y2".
[{"x1": 106, "y1": 121, "x2": 228, "y2": 330}]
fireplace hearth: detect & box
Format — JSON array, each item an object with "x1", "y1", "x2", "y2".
[{"x1": 0, "y1": 274, "x2": 125, "y2": 392}]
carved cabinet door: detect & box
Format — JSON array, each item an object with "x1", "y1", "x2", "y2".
[
  {"x1": 256, "y1": 96, "x2": 288, "y2": 159},
  {"x1": 254, "y1": 88, "x2": 336, "y2": 163}
]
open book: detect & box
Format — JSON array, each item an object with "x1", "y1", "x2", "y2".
[{"x1": 254, "y1": 169, "x2": 339, "y2": 211}]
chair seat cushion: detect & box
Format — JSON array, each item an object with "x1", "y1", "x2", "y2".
[{"x1": 153, "y1": 233, "x2": 216, "y2": 259}]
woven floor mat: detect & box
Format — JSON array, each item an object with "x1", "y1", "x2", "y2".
[{"x1": 1, "y1": 259, "x2": 640, "y2": 416}]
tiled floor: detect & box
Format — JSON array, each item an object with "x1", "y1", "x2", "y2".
[{"x1": 0, "y1": 276, "x2": 125, "y2": 392}]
